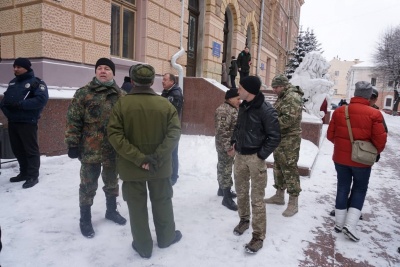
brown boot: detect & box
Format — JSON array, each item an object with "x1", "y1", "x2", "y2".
[
  {"x1": 264, "y1": 189, "x2": 285, "y2": 205},
  {"x1": 282, "y1": 195, "x2": 298, "y2": 217}
]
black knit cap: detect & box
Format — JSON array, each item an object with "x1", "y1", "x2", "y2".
[
  {"x1": 239, "y1": 76, "x2": 261, "y2": 95},
  {"x1": 13, "y1": 57, "x2": 32, "y2": 71},
  {"x1": 95, "y1": 58, "x2": 115, "y2": 75},
  {"x1": 225, "y1": 88, "x2": 239, "y2": 99}
]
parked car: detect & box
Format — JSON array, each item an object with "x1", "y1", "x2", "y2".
[{"x1": 330, "y1": 103, "x2": 338, "y2": 110}]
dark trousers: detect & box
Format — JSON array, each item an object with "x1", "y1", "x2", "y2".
[
  {"x1": 239, "y1": 71, "x2": 249, "y2": 81},
  {"x1": 171, "y1": 145, "x2": 179, "y2": 183},
  {"x1": 230, "y1": 75, "x2": 237, "y2": 89},
  {"x1": 8, "y1": 122, "x2": 40, "y2": 180},
  {"x1": 122, "y1": 178, "x2": 175, "y2": 256},
  {"x1": 335, "y1": 163, "x2": 371, "y2": 210}
]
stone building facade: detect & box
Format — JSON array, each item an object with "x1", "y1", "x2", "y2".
[{"x1": 0, "y1": 0, "x2": 304, "y2": 88}]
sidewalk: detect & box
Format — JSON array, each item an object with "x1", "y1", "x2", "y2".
[{"x1": 299, "y1": 128, "x2": 400, "y2": 266}]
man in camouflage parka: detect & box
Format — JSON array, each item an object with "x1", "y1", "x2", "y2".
[
  {"x1": 264, "y1": 74, "x2": 304, "y2": 217},
  {"x1": 215, "y1": 88, "x2": 241, "y2": 211},
  {"x1": 65, "y1": 58, "x2": 126, "y2": 238}
]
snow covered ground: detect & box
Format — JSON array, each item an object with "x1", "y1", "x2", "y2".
[{"x1": 0, "y1": 113, "x2": 399, "y2": 266}]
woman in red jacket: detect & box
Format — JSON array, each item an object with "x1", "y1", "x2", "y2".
[{"x1": 327, "y1": 81, "x2": 387, "y2": 242}]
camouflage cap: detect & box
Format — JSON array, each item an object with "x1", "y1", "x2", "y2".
[
  {"x1": 271, "y1": 74, "x2": 289, "y2": 87},
  {"x1": 129, "y1": 64, "x2": 155, "y2": 85}
]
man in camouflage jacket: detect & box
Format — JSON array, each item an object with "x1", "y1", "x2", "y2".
[
  {"x1": 65, "y1": 58, "x2": 126, "y2": 238},
  {"x1": 215, "y1": 89, "x2": 241, "y2": 211},
  {"x1": 265, "y1": 74, "x2": 304, "y2": 218}
]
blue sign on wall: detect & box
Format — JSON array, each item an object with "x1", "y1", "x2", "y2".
[
  {"x1": 212, "y1": 41, "x2": 221, "y2": 57},
  {"x1": 260, "y1": 63, "x2": 265, "y2": 70}
]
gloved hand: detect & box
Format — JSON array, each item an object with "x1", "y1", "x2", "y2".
[
  {"x1": 68, "y1": 147, "x2": 80, "y2": 159},
  {"x1": 141, "y1": 154, "x2": 158, "y2": 174}
]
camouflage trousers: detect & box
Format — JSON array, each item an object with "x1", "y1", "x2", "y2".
[
  {"x1": 217, "y1": 151, "x2": 234, "y2": 189},
  {"x1": 273, "y1": 135, "x2": 302, "y2": 196},
  {"x1": 79, "y1": 162, "x2": 119, "y2": 207},
  {"x1": 234, "y1": 153, "x2": 267, "y2": 240}
]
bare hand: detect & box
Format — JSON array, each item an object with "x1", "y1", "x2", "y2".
[{"x1": 141, "y1": 163, "x2": 150, "y2": 170}]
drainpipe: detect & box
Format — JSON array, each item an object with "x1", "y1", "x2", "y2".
[
  {"x1": 171, "y1": 0, "x2": 186, "y2": 92},
  {"x1": 256, "y1": 0, "x2": 265, "y2": 77}
]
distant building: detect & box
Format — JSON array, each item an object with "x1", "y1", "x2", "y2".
[
  {"x1": 346, "y1": 61, "x2": 399, "y2": 113},
  {"x1": 328, "y1": 57, "x2": 360, "y2": 99}
]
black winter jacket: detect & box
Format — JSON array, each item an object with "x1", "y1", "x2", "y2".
[
  {"x1": 161, "y1": 84, "x2": 184, "y2": 116},
  {"x1": 232, "y1": 92, "x2": 280, "y2": 160},
  {"x1": 0, "y1": 70, "x2": 49, "y2": 124}
]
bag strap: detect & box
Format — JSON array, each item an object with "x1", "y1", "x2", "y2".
[{"x1": 345, "y1": 105, "x2": 354, "y2": 143}]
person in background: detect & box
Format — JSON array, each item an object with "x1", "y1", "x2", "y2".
[
  {"x1": 108, "y1": 64, "x2": 182, "y2": 259},
  {"x1": 161, "y1": 73, "x2": 184, "y2": 185},
  {"x1": 215, "y1": 88, "x2": 241, "y2": 211},
  {"x1": 327, "y1": 81, "x2": 387, "y2": 242},
  {"x1": 228, "y1": 56, "x2": 238, "y2": 89},
  {"x1": 338, "y1": 99, "x2": 348, "y2": 106},
  {"x1": 236, "y1": 47, "x2": 252, "y2": 81},
  {"x1": 65, "y1": 57, "x2": 126, "y2": 238},
  {"x1": 121, "y1": 76, "x2": 133, "y2": 93},
  {"x1": 221, "y1": 60, "x2": 228, "y2": 87},
  {"x1": 231, "y1": 76, "x2": 280, "y2": 254},
  {"x1": 264, "y1": 74, "x2": 303, "y2": 217},
  {"x1": 0, "y1": 57, "x2": 49, "y2": 189}
]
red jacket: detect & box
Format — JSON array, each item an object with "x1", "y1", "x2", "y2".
[{"x1": 327, "y1": 97, "x2": 387, "y2": 167}]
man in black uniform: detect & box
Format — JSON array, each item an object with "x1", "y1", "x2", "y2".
[
  {"x1": 0, "y1": 58, "x2": 49, "y2": 189},
  {"x1": 161, "y1": 73, "x2": 184, "y2": 185}
]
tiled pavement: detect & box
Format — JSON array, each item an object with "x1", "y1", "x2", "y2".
[{"x1": 298, "y1": 130, "x2": 400, "y2": 266}]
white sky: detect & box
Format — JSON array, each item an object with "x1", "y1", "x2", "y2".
[
  {"x1": 300, "y1": 0, "x2": 400, "y2": 62},
  {"x1": 0, "y1": 113, "x2": 399, "y2": 266}
]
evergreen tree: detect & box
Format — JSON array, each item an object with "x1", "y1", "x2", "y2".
[{"x1": 285, "y1": 28, "x2": 322, "y2": 79}]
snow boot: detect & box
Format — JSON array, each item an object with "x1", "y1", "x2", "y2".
[
  {"x1": 334, "y1": 209, "x2": 347, "y2": 233},
  {"x1": 233, "y1": 219, "x2": 250, "y2": 236},
  {"x1": 264, "y1": 188, "x2": 285, "y2": 205},
  {"x1": 282, "y1": 195, "x2": 298, "y2": 217},
  {"x1": 22, "y1": 178, "x2": 39, "y2": 189},
  {"x1": 218, "y1": 187, "x2": 236, "y2": 198},
  {"x1": 158, "y1": 230, "x2": 182, "y2": 248},
  {"x1": 342, "y1": 207, "x2": 361, "y2": 242},
  {"x1": 80, "y1": 205, "x2": 95, "y2": 238},
  {"x1": 105, "y1": 196, "x2": 127, "y2": 225},
  {"x1": 244, "y1": 234, "x2": 263, "y2": 254},
  {"x1": 10, "y1": 174, "x2": 27, "y2": 183},
  {"x1": 222, "y1": 188, "x2": 238, "y2": 211}
]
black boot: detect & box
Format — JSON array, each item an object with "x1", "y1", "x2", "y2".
[
  {"x1": 22, "y1": 178, "x2": 39, "y2": 189},
  {"x1": 217, "y1": 188, "x2": 223, "y2": 196},
  {"x1": 222, "y1": 188, "x2": 238, "y2": 211},
  {"x1": 10, "y1": 174, "x2": 27, "y2": 183},
  {"x1": 80, "y1": 205, "x2": 95, "y2": 238},
  {"x1": 105, "y1": 196, "x2": 127, "y2": 225}
]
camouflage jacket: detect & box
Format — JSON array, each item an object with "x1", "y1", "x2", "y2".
[
  {"x1": 65, "y1": 78, "x2": 124, "y2": 163},
  {"x1": 215, "y1": 101, "x2": 238, "y2": 152},
  {"x1": 274, "y1": 84, "x2": 304, "y2": 137}
]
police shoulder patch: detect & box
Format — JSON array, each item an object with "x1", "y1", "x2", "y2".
[{"x1": 39, "y1": 84, "x2": 46, "y2": 91}]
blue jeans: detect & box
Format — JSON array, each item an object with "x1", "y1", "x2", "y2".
[{"x1": 335, "y1": 163, "x2": 371, "y2": 210}]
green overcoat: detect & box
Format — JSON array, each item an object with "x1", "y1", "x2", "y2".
[{"x1": 107, "y1": 86, "x2": 181, "y2": 181}]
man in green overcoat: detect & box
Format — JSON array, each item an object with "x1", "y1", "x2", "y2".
[{"x1": 108, "y1": 64, "x2": 182, "y2": 259}]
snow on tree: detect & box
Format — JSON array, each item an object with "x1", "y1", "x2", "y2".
[
  {"x1": 285, "y1": 28, "x2": 322, "y2": 79},
  {"x1": 290, "y1": 51, "x2": 334, "y2": 119}
]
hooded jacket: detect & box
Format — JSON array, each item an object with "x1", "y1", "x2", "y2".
[{"x1": 231, "y1": 92, "x2": 281, "y2": 160}]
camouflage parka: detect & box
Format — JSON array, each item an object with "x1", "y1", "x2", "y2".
[
  {"x1": 274, "y1": 84, "x2": 304, "y2": 137},
  {"x1": 65, "y1": 78, "x2": 124, "y2": 164},
  {"x1": 215, "y1": 101, "x2": 238, "y2": 153}
]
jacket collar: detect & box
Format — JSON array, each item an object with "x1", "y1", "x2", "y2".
[
  {"x1": 130, "y1": 86, "x2": 157, "y2": 95},
  {"x1": 240, "y1": 92, "x2": 264, "y2": 110}
]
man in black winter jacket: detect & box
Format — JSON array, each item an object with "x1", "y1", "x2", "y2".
[
  {"x1": 161, "y1": 73, "x2": 184, "y2": 185},
  {"x1": 236, "y1": 47, "x2": 252, "y2": 81},
  {"x1": 0, "y1": 58, "x2": 49, "y2": 189},
  {"x1": 230, "y1": 76, "x2": 280, "y2": 254}
]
